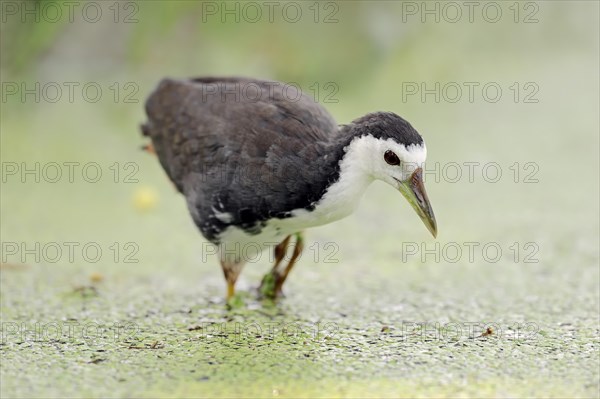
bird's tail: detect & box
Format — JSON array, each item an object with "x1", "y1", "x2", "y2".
[
  {"x1": 140, "y1": 143, "x2": 155, "y2": 154},
  {"x1": 140, "y1": 123, "x2": 156, "y2": 155}
]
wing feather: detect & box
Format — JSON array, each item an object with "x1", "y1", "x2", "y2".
[{"x1": 142, "y1": 77, "x2": 339, "y2": 241}]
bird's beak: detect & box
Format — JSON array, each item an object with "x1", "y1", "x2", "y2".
[{"x1": 397, "y1": 168, "x2": 437, "y2": 238}]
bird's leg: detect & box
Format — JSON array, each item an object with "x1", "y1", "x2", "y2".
[
  {"x1": 227, "y1": 281, "x2": 235, "y2": 300},
  {"x1": 259, "y1": 235, "x2": 291, "y2": 299},
  {"x1": 273, "y1": 232, "x2": 304, "y2": 295},
  {"x1": 220, "y1": 259, "x2": 244, "y2": 302},
  {"x1": 259, "y1": 232, "x2": 304, "y2": 299},
  {"x1": 272, "y1": 235, "x2": 292, "y2": 271}
]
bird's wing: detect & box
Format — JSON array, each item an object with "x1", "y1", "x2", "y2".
[{"x1": 141, "y1": 77, "x2": 339, "y2": 241}]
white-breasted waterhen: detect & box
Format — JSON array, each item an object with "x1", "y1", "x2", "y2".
[{"x1": 141, "y1": 77, "x2": 437, "y2": 301}]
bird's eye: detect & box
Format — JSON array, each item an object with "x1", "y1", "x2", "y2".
[{"x1": 384, "y1": 150, "x2": 400, "y2": 166}]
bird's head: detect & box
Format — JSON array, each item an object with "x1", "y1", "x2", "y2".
[{"x1": 342, "y1": 112, "x2": 437, "y2": 237}]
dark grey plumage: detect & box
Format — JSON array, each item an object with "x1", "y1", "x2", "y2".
[{"x1": 142, "y1": 77, "x2": 421, "y2": 243}]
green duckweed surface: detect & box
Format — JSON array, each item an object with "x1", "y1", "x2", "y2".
[{"x1": 1, "y1": 2, "x2": 599, "y2": 398}]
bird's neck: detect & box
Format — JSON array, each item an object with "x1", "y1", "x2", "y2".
[{"x1": 291, "y1": 128, "x2": 374, "y2": 227}]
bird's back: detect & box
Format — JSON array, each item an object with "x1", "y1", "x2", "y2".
[{"x1": 142, "y1": 77, "x2": 339, "y2": 242}]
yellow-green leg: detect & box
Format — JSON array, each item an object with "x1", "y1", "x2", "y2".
[{"x1": 220, "y1": 259, "x2": 245, "y2": 302}]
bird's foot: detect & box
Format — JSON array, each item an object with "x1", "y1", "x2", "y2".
[
  {"x1": 226, "y1": 292, "x2": 246, "y2": 309},
  {"x1": 258, "y1": 270, "x2": 284, "y2": 300},
  {"x1": 224, "y1": 280, "x2": 247, "y2": 309}
]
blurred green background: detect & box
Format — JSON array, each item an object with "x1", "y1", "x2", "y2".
[{"x1": 1, "y1": 1, "x2": 599, "y2": 398}]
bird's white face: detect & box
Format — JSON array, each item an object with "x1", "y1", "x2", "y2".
[
  {"x1": 349, "y1": 135, "x2": 427, "y2": 185},
  {"x1": 372, "y1": 138, "x2": 426, "y2": 185},
  {"x1": 345, "y1": 135, "x2": 437, "y2": 237}
]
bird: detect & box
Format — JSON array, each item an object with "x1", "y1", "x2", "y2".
[{"x1": 141, "y1": 77, "x2": 437, "y2": 301}]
